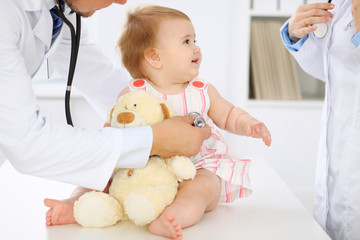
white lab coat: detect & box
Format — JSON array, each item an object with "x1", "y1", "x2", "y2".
[
  {"x1": 285, "y1": 0, "x2": 360, "y2": 239},
  {"x1": 0, "y1": 0, "x2": 151, "y2": 190}
]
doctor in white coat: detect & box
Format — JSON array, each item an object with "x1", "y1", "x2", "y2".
[
  {"x1": 0, "y1": 0, "x2": 210, "y2": 191},
  {"x1": 281, "y1": 0, "x2": 360, "y2": 239}
]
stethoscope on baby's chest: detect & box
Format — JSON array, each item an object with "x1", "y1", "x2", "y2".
[{"x1": 54, "y1": 0, "x2": 81, "y2": 126}]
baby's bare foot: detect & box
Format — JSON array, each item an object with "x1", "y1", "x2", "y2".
[
  {"x1": 148, "y1": 211, "x2": 182, "y2": 240},
  {"x1": 44, "y1": 198, "x2": 76, "y2": 226}
]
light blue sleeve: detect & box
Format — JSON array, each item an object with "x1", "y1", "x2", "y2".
[
  {"x1": 351, "y1": 32, "x2": 360, "y2": 47},
  {"x1": 280, "y1": 20, "x2": 308, "y2": 52}
]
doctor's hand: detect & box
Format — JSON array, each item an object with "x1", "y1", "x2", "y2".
[
  {"x1": 351, "y1": 0, "x2": 360, "y2": 34},
  {"x1": 150, "y1": 116, "x2": 211, "y2": 158},
  {"x1": 288, "y1": 2, "x2": 334, "y2": 42}
]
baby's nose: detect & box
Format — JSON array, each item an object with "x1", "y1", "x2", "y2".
[{"x1": 117, "y1": 112, "x2": 135, "y2": 124}]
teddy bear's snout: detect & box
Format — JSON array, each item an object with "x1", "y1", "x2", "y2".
[{"x1": 117, "y1": 112, "x2": 135, "y2": 124}]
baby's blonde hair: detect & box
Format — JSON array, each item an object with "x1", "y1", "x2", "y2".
[{"x1": 118, "y1": 5, "x2": 190, "y2": 78}]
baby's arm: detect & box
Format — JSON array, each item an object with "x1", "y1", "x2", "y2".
[{"x1": 207, "y1": 84, "x2": 271, "y2": 146}]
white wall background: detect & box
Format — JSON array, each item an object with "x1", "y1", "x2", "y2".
[{"x1": 31, "y1": 0, "x2": 322, "y2": 211}]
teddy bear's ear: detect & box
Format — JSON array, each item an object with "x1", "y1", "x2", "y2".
[
  {"x1": 108, "y1": 106, "x2": 115, "y2": 123},
  {"x1": 160, "y1": 103, "x2": 171, "y2": 119}
]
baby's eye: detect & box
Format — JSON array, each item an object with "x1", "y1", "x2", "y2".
[{"x1": 184, "y1": 39, "x2": 190, "y2": 44}]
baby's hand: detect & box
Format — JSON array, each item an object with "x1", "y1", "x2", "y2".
[{"x1": 245, "y1": 121, "x2": 272, "y2": 146}]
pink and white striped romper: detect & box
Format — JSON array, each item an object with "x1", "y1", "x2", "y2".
[{"x1": 129, "y1": 78, "x2": 252, "y2": 203}]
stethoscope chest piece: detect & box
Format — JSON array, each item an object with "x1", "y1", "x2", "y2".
[
  {"x1": 188, "y1": 112, "x2": 206, "y2": 128},
  {"x1": 313, "y1": 22, "x2": 328, "y2": 39}
]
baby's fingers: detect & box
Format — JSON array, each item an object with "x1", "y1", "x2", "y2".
[
  {"x1": 263, "y1": 133, "x2": 272, "y2": 146},
  {"x1": 247, "y1": 122, "x2": 264, "y2": 136},
  {"x1": 253, "y1": 122, "x2": 265, "y2": 132},
  {"x1": 260, "y1": 126, "x2": 272, "y2": 146}
]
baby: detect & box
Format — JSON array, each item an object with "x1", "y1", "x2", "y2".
[{"x1": 44, "y1": 5, "x2": 271, "y2": 240}]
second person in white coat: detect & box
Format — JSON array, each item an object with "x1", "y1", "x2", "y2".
[{"x1": 281, "y1": 0, "x2": 360, "y2": 239}]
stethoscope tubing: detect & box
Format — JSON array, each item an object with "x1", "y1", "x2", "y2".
[{"x1": 55, "y1": 1, "x2": 81, "y2": 126}]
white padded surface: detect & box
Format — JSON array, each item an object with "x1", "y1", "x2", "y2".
[{"x1": 0, "y1": 158, "x2": 330, "y2": 240}]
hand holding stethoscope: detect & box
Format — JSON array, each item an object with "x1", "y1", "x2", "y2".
[{"x1": 288, "y1": 1, "x2": 334, "y2": 42}]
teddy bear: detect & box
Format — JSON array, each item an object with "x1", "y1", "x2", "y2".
[{"x1": 73, "y1": 90, "x2": 196, "y2": 228}]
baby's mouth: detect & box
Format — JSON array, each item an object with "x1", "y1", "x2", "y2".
[{"x1": 192, "y1": 58, "x2": 199, "y2": 63}]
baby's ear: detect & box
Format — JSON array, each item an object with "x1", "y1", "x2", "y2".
[{"x1": 144, "y1": 47, "x2": 161, "y2": 69}]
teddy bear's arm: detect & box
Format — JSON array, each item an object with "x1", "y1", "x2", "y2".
[{"x1": 167, "y1": 156, "x2": 196, "y2": 182}]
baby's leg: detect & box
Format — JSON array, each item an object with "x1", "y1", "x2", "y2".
[
  {"x1": 148, "y1": 169, "x2": 221, "y2": 239},
  {"x1": 44, "y1": 187, "x2": 92, "y2": 226}
]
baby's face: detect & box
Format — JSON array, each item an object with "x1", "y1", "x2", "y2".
[{"x1": 155, "y1": 18, "x2": 202, "y2": 83}]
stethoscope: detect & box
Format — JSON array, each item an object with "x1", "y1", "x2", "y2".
[
  {"x1": 188, "y1": 112, "x2": 206, "y2": 128},
  {"x1": 54, "y1": 0, "x2": 81, "y2": 126},
  {"x1": 313, "y1": 0, "x2": 332, "y2": 39}
]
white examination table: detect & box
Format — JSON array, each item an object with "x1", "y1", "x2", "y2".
[{"x1": 0, "y1": 158, "x2": 330, "y2": 240}]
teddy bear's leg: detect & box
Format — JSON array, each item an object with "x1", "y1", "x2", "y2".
[
  {"x1": 168, "y1": 156, "x2": 196, "y2": 181},
  {"x1": 124, "y1": 186, "x2": 178, "y2": 226},
  {"x1": 74, "y1": 191, "x2": 124, "y2": 228}
]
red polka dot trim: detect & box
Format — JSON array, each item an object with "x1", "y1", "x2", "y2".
[
  {"x1": 190, "y1": 79, "x2": 206, "y2": 89},
  {"x1": 130, "y1": 79, "x2": 148, "y2": 89}
]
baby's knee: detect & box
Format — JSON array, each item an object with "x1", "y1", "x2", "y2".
[{"x1": 195, "y1": 170, "x2": 221, "y2": 197}]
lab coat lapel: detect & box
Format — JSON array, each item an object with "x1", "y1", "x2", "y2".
[{"x1": 22, "y1": 0, "x2": 52, "y2": 51}]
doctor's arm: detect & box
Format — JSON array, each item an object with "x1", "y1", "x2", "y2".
[
  {"x1": 151, "y1": 116, "x2": 211, "y2": 158},
  {"x1": 280, "y1": 3, "x2": 333, "y2": 81},
  {"x1": 0, "y1": 10, "x2": 155, "y2": 190}
]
